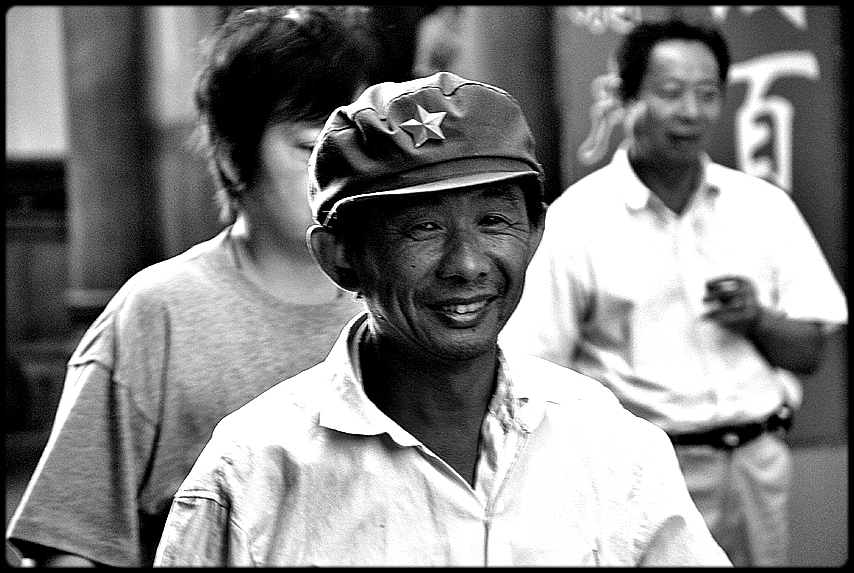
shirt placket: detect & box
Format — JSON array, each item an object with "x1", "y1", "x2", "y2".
[
  {"x1": 474, "y1": 383, "x2": 532, "y2": 566},
  {"x1": 677, "y1": 193, "x2": 725, "y2": 421}
]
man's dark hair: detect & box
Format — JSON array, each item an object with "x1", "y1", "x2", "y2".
[
  {"x1": 193, "y1": 5, "x2": 401, "y2": 222},
  {"x1": 615, "y1": 18, "x2": 731, "y2": 102}
]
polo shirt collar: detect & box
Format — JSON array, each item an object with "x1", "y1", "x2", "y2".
[
  {"x1": 317, "y1": 313, "x2": 418, "y2": 446},
  {"x1": 613, "y1": 141, "x2": 718, "y2": 212},
  {"x1": 318, "y1": 312, "x2": 533, "y2": 445}
]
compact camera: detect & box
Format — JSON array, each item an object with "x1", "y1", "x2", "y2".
[{"x1": 706, "y1": 278, "x2": 740, "y2": 304}]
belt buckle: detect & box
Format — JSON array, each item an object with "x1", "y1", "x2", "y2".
[
  {"x1": 774, "y1": 405, "x2": 794, "y2": 431},
  {"x1": 722, "y1": 431, "x2": 741, "y2": 448}
]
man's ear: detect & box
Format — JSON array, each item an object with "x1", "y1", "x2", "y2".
[
  {"x1": 622, "y1": 99, "x2": 647, "y2": 141},
  {"x1": 307, "y1": 225, "x2": 360, "y2": 292}
]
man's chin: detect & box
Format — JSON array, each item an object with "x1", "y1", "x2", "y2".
[{"x1": 426, "y1": 331, "x2": 500, "y2": 363}]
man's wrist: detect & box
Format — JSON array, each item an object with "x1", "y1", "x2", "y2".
[{"x1": 747, "y1": 306, "x2": 784, "y2": 341}]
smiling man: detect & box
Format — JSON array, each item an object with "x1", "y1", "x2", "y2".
[
  {"x1": 501, "y1": 19, "x2": 847, "y2": 567},
  {"x1": 153, "y1": 72, "x2": 730, "y2": 566}
]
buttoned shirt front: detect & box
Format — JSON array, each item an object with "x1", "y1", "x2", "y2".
[
  {"x1": 501, "y1": 144, "x2": 848, "y2": 434},
  {"x1": 154, "y1": 312, "x2": 730, "y2": 566}
]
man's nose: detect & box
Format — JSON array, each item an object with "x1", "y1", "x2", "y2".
[
  {"x1": 678, "y1": 91, "x2": 707, "y2": 120},
  {"x1": 437, "y1": 228, "x2": 490, "y2": 281}
]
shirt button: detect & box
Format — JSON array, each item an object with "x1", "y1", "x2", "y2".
[{"x1": 723, "y1": 432, "x2": 740, "y2": 447}]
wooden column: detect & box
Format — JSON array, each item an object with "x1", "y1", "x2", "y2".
[
  {"x1": 453, "y1": 6, "x2": 562, "y2": 203},
  {"x1": 62, "y1": 6, "x2": 160, "y2": 322},
  {"x1": 145, "y1": 6, "x2": 222, "y2": 258}
]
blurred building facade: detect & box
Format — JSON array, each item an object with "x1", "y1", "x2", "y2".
[{"x1": 5, "y1": 5, "x2": 848, "y2": 566}]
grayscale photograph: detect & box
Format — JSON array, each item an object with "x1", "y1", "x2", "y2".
[{"x1": 6, "y1": 5, "x2": 848, "y2": 567}]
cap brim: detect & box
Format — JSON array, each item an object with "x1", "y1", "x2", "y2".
[{"x1": 324, "y1": 170, "x2": 540, "y2": 224}]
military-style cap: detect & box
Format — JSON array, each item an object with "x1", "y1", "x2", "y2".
[{"x1": 307, "y1": 71, "x2": 545, "y2": 227}]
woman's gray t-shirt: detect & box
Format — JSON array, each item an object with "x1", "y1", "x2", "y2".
[{"x1": 6, "y1": 225, "x2": 363, "y2": 566}]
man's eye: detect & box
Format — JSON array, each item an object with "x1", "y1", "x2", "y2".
[
  {"x1": 405, "y1": 221, "x2": 442, "y2": 238},
  {"x1": 657, "y1": 87, "x2": 682, "y2": 99},
  {"x1": 481, "y1": 214, "x2": 512, "y2": 227},
  {"x1": 414, "y1": 222, "x2": 440, "y2": 231},
  {"x1": 696, "y1": 88, "x2": 721, "y2": 103}
]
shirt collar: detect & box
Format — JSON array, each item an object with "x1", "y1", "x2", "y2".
[
  {"x1": 317, "y1": 313, "x2": 419, "y2": 446},
  {"x1": 318, "y1": 312, "x2": 532, "y2": 444},
  {"x1": 612, "y1": 141, "x2": 719, "y2": 212}
]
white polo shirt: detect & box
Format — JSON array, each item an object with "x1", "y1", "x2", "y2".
[
  {"x1": 501, "y1": 144, "x2": 848, "y2": 434},
  {"x1": 154, "y1": 313, "x2": 730, "y2": 566}
]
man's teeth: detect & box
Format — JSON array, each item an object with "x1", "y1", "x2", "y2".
[{"x1": 442, "y1": 300, "x2": 487, "y2": 314}]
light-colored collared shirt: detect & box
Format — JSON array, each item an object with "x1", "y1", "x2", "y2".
[
  {"x1": 154, "y1": 312, "x2": 730, "y2": 566},
  {"x1": 501, "y1": 145, "x2": 848, "y2": 434}
]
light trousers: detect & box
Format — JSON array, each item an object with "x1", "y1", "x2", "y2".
[{"x1": 675, "y1": 432, "x2": 791, "y2": 567}]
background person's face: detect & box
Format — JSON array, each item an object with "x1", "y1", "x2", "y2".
[
  {"x1": 352, "y1": 183, "x2": 540, "y2": 361},
  {"x1": 250, "y1": 121, "x2": 322, "y2": 248},
  {"x1": 629, "y1": 39, "x2": 723, "y2": 166}
]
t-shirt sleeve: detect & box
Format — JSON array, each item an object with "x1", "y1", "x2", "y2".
[{"x1": 6, "y1": 359, "x2": 159, "y2": 566}]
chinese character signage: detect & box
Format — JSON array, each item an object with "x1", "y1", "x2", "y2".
[{"x1": 555, "y1": 5, "x2": 845, "y2": 286}]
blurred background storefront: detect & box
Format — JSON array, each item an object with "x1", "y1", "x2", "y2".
[{"x1": 6, "y1": 5, "x2": 847, "y2": 566}]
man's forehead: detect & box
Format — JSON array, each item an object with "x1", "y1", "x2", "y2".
[{"x1": 648, "y1": 40, "x2": 720, "y2": 78}]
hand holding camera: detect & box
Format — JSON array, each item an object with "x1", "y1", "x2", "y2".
[{"x1": 702, "y1": 275, "x2": 763, "y2": 336}]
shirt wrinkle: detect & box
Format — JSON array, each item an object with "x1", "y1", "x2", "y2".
[{"x1": 74, "y1": 360, "x2": 162, "y2": 429}]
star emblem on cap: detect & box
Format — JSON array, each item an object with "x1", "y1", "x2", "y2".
[{"x1": 400, "y1": 104, "x2": 447, "y2": 147}]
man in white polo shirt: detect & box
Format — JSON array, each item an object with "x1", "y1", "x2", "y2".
[{"x1": 502, "y1": 19, "x2": 847, "y2": 567}]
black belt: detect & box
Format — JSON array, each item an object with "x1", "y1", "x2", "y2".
[{"x1": 668, "y1": 405, "x2": 794, "y2": 449}]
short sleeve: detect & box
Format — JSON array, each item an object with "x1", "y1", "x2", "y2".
[
  {"x1": 767, "y1": 192, "x2": 847, "y2": 332},
  {"x1": 501, "y1": 199, "x2": 590, "y2": 368},
  {"x1": 6, "y1": 359, "x2": 158, "y2": 566}
]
